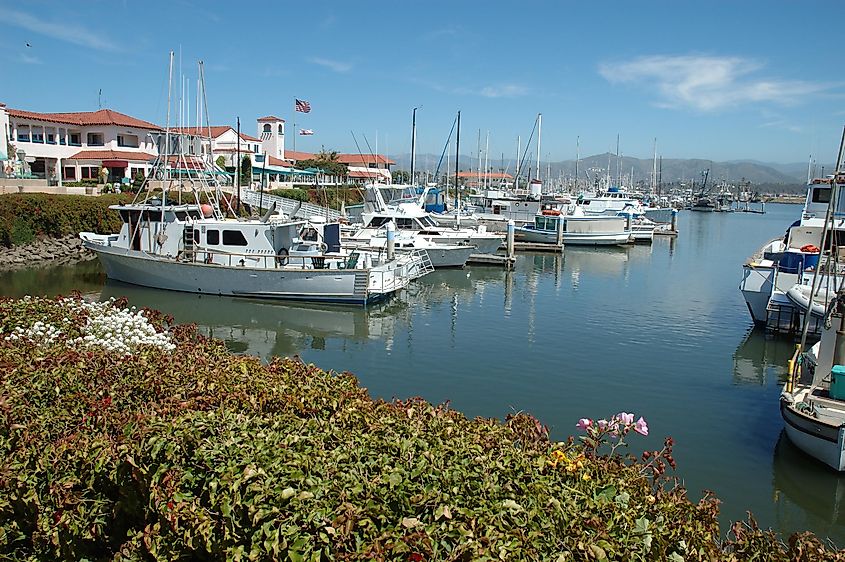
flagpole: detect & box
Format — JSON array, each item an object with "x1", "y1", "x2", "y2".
[{"x1": 293, "y1": 99, "x2": 296, "y2": 154}]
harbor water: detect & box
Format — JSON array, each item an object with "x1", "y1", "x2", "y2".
[{"x1": 2, "y1": 203, "x2": 844, "y2": 545}]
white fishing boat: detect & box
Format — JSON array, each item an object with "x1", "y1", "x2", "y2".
[
  {"x1": 740, "y1": 172, "x2": 844, "y2": 335},
  {"x1": 781, "y1": 293, "x2": 845, "y2": 471},
  {"x1": 514, "y1": 208, "x2": 632, "y2": 246},
  {"x1": 81, "y1": 53, "x2": 431, "y2": 306}
]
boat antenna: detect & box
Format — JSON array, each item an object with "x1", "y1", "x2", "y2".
[{"x1": 514, "y1": 115, "x2": 539, "y2": 190}]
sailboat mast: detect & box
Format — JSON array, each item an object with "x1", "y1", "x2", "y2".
[
  {"x1": 615, "y1": 133, "x2": 620, "y2": 187},
  {"x1": 164, "y1": 51, "x2": 173, "y2": 188},
  {"x1": 652, "y1": 138, "x2": 658, "y2": 193},
  {"x1": 484, "y1": 130, "x2": 489, "y2": 190},
  {"x1": 515, "y1": 135, "x2": 521, "y2": 191},
  {"x1": 410, "y1": 107, "x2": 417, "y2": 185},
  {"x1": 477, "y1": 129, "x2": 481, "y2": 191},
  {"x1": 575, "y1": 136, "x2": 580, "y2": 193},
  {"x1": 536, "y1": 113, "x2": 542, "y2": 188},
  {"x1": 454, "y1": 111, "x2": 461, "y2": 209}
]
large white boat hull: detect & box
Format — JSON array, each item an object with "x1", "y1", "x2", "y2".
[
  {"x1": 781, "y1": 398, "x2": 845, "y2": 471},
  {"x1": 515, "y1": 228, "x2": 631, "y2": 246},
  {"x1": 86, "y1": 243, "x2": 403, "y2": 305}
]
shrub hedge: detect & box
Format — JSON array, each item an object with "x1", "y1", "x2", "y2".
[
  {"x1": 0, "y1": 193, "x2": 131, "y2": 247},
  {"x1": 0, "y1": 296, "x2": 842, "y2": 561}
]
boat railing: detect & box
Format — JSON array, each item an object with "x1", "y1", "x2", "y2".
[{"x1": 178, "y1": 247, "x2": 347, "y2": 270}]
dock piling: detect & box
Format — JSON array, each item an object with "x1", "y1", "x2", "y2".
[
  {"x1": 386, "y1": 221, "x2": 395, "y2": 260},
  {"x1": 507, "y1": 220, "x2": 515, "y2": 260}
]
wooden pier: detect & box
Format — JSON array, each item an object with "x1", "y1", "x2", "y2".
[{"x1": 467, "y1": 253, "x2": 515, "y2": 269}]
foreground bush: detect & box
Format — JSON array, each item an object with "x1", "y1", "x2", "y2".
[
  {"x1": 0, "y1": 193, "x2": 131, "y2": 247},
  {"x1": 0, "y1": 296, "x2": 842, "y2": 560}
]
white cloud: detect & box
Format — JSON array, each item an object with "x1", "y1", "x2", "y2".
[
  {"x1": 3, "y1": 9, "x2": 119, "y2": 52},
  {"x1": 479, "y1": 84, "x2": 528, "y2": 98},
  {"x1": 309, "y1": 57, "x2": 353, "y2": 73},
  {"x1": 18, "y1": 52, "x2": 42, "y2": 65},
  {"x1": 598, "y1": 54, "x2": 829, "y2": 111}
]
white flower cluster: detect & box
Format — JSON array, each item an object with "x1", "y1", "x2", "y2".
[
  {"x1": 4, "y1": 297, "x2": 176, "y2": 355},
  {"x1": 5, "y1": 320, "x2": 62, "y2": 344}
]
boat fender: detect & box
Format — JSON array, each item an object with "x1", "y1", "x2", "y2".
[
  {"x1": 319, "y1": 242, "x2": 328, "y2": 253},
  {"x1": 276, "y1": 248, "x2": 289, "y2": 266}
]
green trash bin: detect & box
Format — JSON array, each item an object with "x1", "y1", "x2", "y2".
[{"x1": 830, "y1": 365, "x2": 845, "y2": 400}]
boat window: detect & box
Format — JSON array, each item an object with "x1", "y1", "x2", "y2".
[
  {"x1": 300, "y1": 227, "x2": 319, "y2": 241},
  {"x1": 583, "y1": 200, "x2": 591, "y2": 205},
  {"x1": 397, "y1": 218, "x2": 414, "y2": 229},
  {"x1": 207, "y1": 229, "x2": 219, "y2": 245},
  {"x1": 420, "y1": 216, "x2": 437, "y2": 227},
  {"x1": 193, "y1": 229, "x2": 200, "y2": 243},
  {"x1": 368, "y1": 217, "x2": 390, "y2": 227},
  {"x1": 175, "y1": 211, "x2": 188, "y2": 221},
  {"x1": 142, "y1": 211, "x2": 161, "y2": 222},
  {"x1": 222, "y1": 230, "x2": 249, "y2": 246},
  {"x1": 119, "y1": 210, "x2": 129, "y2": 223},
  {"x1": 812, "y1": 187, "x2": 831, "y2": 203}
]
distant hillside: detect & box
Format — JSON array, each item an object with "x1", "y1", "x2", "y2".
[{"x1": 390, "y1": 152, "x2": 812, "y2": 187}]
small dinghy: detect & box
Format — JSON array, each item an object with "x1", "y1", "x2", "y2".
[{"x1": 785, "y1": 284, "x2": 835, "y2": 318}]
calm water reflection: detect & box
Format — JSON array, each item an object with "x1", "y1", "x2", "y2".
[{"x1": 3, "y1": 204, "x2": 844, "y2": 545}]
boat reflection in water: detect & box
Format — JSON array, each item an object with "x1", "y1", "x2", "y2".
[
  {"x1": 732, "y1": 328, "x2": 794, "y2": 386},
  {"x1": 99, "y1": 280, "x2": 411, "y2": 359},
  {"x1": 772, "y1": 432, "x2": 845, "y2": 547}
]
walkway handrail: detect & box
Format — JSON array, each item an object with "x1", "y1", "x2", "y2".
[{"x1": 241, "y1": 189, "x2": 342, "y2": 221}]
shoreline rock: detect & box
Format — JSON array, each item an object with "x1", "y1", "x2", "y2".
[{"x1": 0, "y1": 235, "x2": 94, "y2": 272}]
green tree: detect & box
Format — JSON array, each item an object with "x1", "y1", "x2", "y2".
[
  {"x1": 240, "y1": 154, "x2": 252, "y2": 186},
  {"x1": 298, "y1": 150, "x2": 348, "y2": 177},
  {"x1": 392, "y1": 170, "x2": 410, "y2": 183},
  {"x1": 215, "y1": 155, "x2": 226, "y2": 169}
]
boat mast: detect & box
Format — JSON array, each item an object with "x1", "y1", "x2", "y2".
[
  {"x1": 484, "y1": 130, "x2": 489, "y2": 191},
  {"x1": 162, "y1": 50, "x2": 173, "y2": 221},
  {"x1": 515, "y1": 135, "x2": 520, "y2": 191},
  {"x1": 652, "y1": 138, "x2": 658, "y2": 193},
  {"x1": 615, "y1": 133, "x2": 620, "y2": 188},
  {"x1": 575, "y1": 136, "x2": 580, "y2": 194},
  {"x1": 454, "y1": 111, "x2": 461, "y2": 209},
  {"x1": 536, "y1": 113, "x2": 542, "y2": 189},
  {"x1": 410, "y1": 107, "x2": 418, "y2": 186}
]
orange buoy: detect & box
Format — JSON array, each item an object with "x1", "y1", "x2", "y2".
[{"x1": 200, "y1": 203, "x2": 214, "y2": 218}]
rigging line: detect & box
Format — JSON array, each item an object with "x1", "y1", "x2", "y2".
[
  {"x1": 515, "y1": 115, "x2": 538, "y2": 185},
  {"x1": 433, "y1": 114, "x2": 458, "y2": 182}
]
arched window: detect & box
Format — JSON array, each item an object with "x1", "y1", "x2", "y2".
[
  {"x1": 277, "y1": 124, "x2": 284, "y2": 135},
  {"x1": 263, "y1": 123, "x2": 271, "y2": 133}
]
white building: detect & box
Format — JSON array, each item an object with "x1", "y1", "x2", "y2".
[
  {"x1": 173, "y1": 125, "x2": 262, "y2": 168},
  {"x1": 0, "y1": 105, "x2": 161, "y2": 182}
]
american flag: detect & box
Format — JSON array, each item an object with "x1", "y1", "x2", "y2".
[
  {"x1": 299, "y1": 129, "x2": 314, "y2": 136},
  {"x1": 295, "y1": 99, "x2": 311, "y2": 113}
]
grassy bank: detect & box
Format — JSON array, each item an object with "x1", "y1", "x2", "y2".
[
  {"x1": 0, "y1": 193, "x2": 131, "y2": 248},
  {"x1": 0, "y1": 296, "x2": 839, "y2": 560}
]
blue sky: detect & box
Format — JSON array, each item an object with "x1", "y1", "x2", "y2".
[{"x1": 2, "y1": 0, "x2": 844, "y2": 166}]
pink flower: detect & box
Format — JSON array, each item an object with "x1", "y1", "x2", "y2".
[
  {"x1": 616, "y1": 412, "x2": 634, "y2": 426},
  {"x1": 634, "y1": 417, "x2": 649, "y2": 436},
  {"x1": 596, "y1": 419, "x2": 609, "y2": 429},
  {"x1": 575, "y1": 418, "x2": 592, "y2": 430}
]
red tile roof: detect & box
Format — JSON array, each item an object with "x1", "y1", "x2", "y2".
[
  {"x1": 267, "y1": 155, "x2": 291, "y2": 167},
  {"x1": 257, "y1": 115, "x2": 285, "y2": 122},
  {"x1": 8, "y1": 108, "x2": 161, "y2": 130},
  {"x1": 347, "y1": 169, "x2": 391, "y2": 179},
  {"x1": 173, "y1": 126, "x2": 261, "y2": 143},
  {"x1": 337, "y1": 153, "x2": 394, "y2": 165},
  {"x1": 68, "y1": 149, "x2": 156, "y2": 161},
  {"x1": 284, "y1": 150, "x2": 316, "y2": 161}
]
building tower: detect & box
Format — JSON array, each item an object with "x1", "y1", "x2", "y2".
[{"x1": 257, "y1": 116, "x2": 285, "y2": 159}]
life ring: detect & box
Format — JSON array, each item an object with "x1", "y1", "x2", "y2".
[
  {"x1": 319, "y1": 242, "x2": 328, "y2": 253},
  {"x1": 276, "y1": 248, "x2": 289, "y2": 266}
]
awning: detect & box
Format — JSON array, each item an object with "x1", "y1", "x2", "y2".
[{"x1": 103, "y1": 160, "x2": 128, "y2": 167}]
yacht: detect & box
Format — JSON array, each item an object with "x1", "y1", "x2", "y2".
[{"x1": 514, "y1": 207, "x2": 632, "y2": 246}]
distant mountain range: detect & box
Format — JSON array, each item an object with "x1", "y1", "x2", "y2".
[{"x1": 390, "y1": 152, "x2": 829, "y2": 187}]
